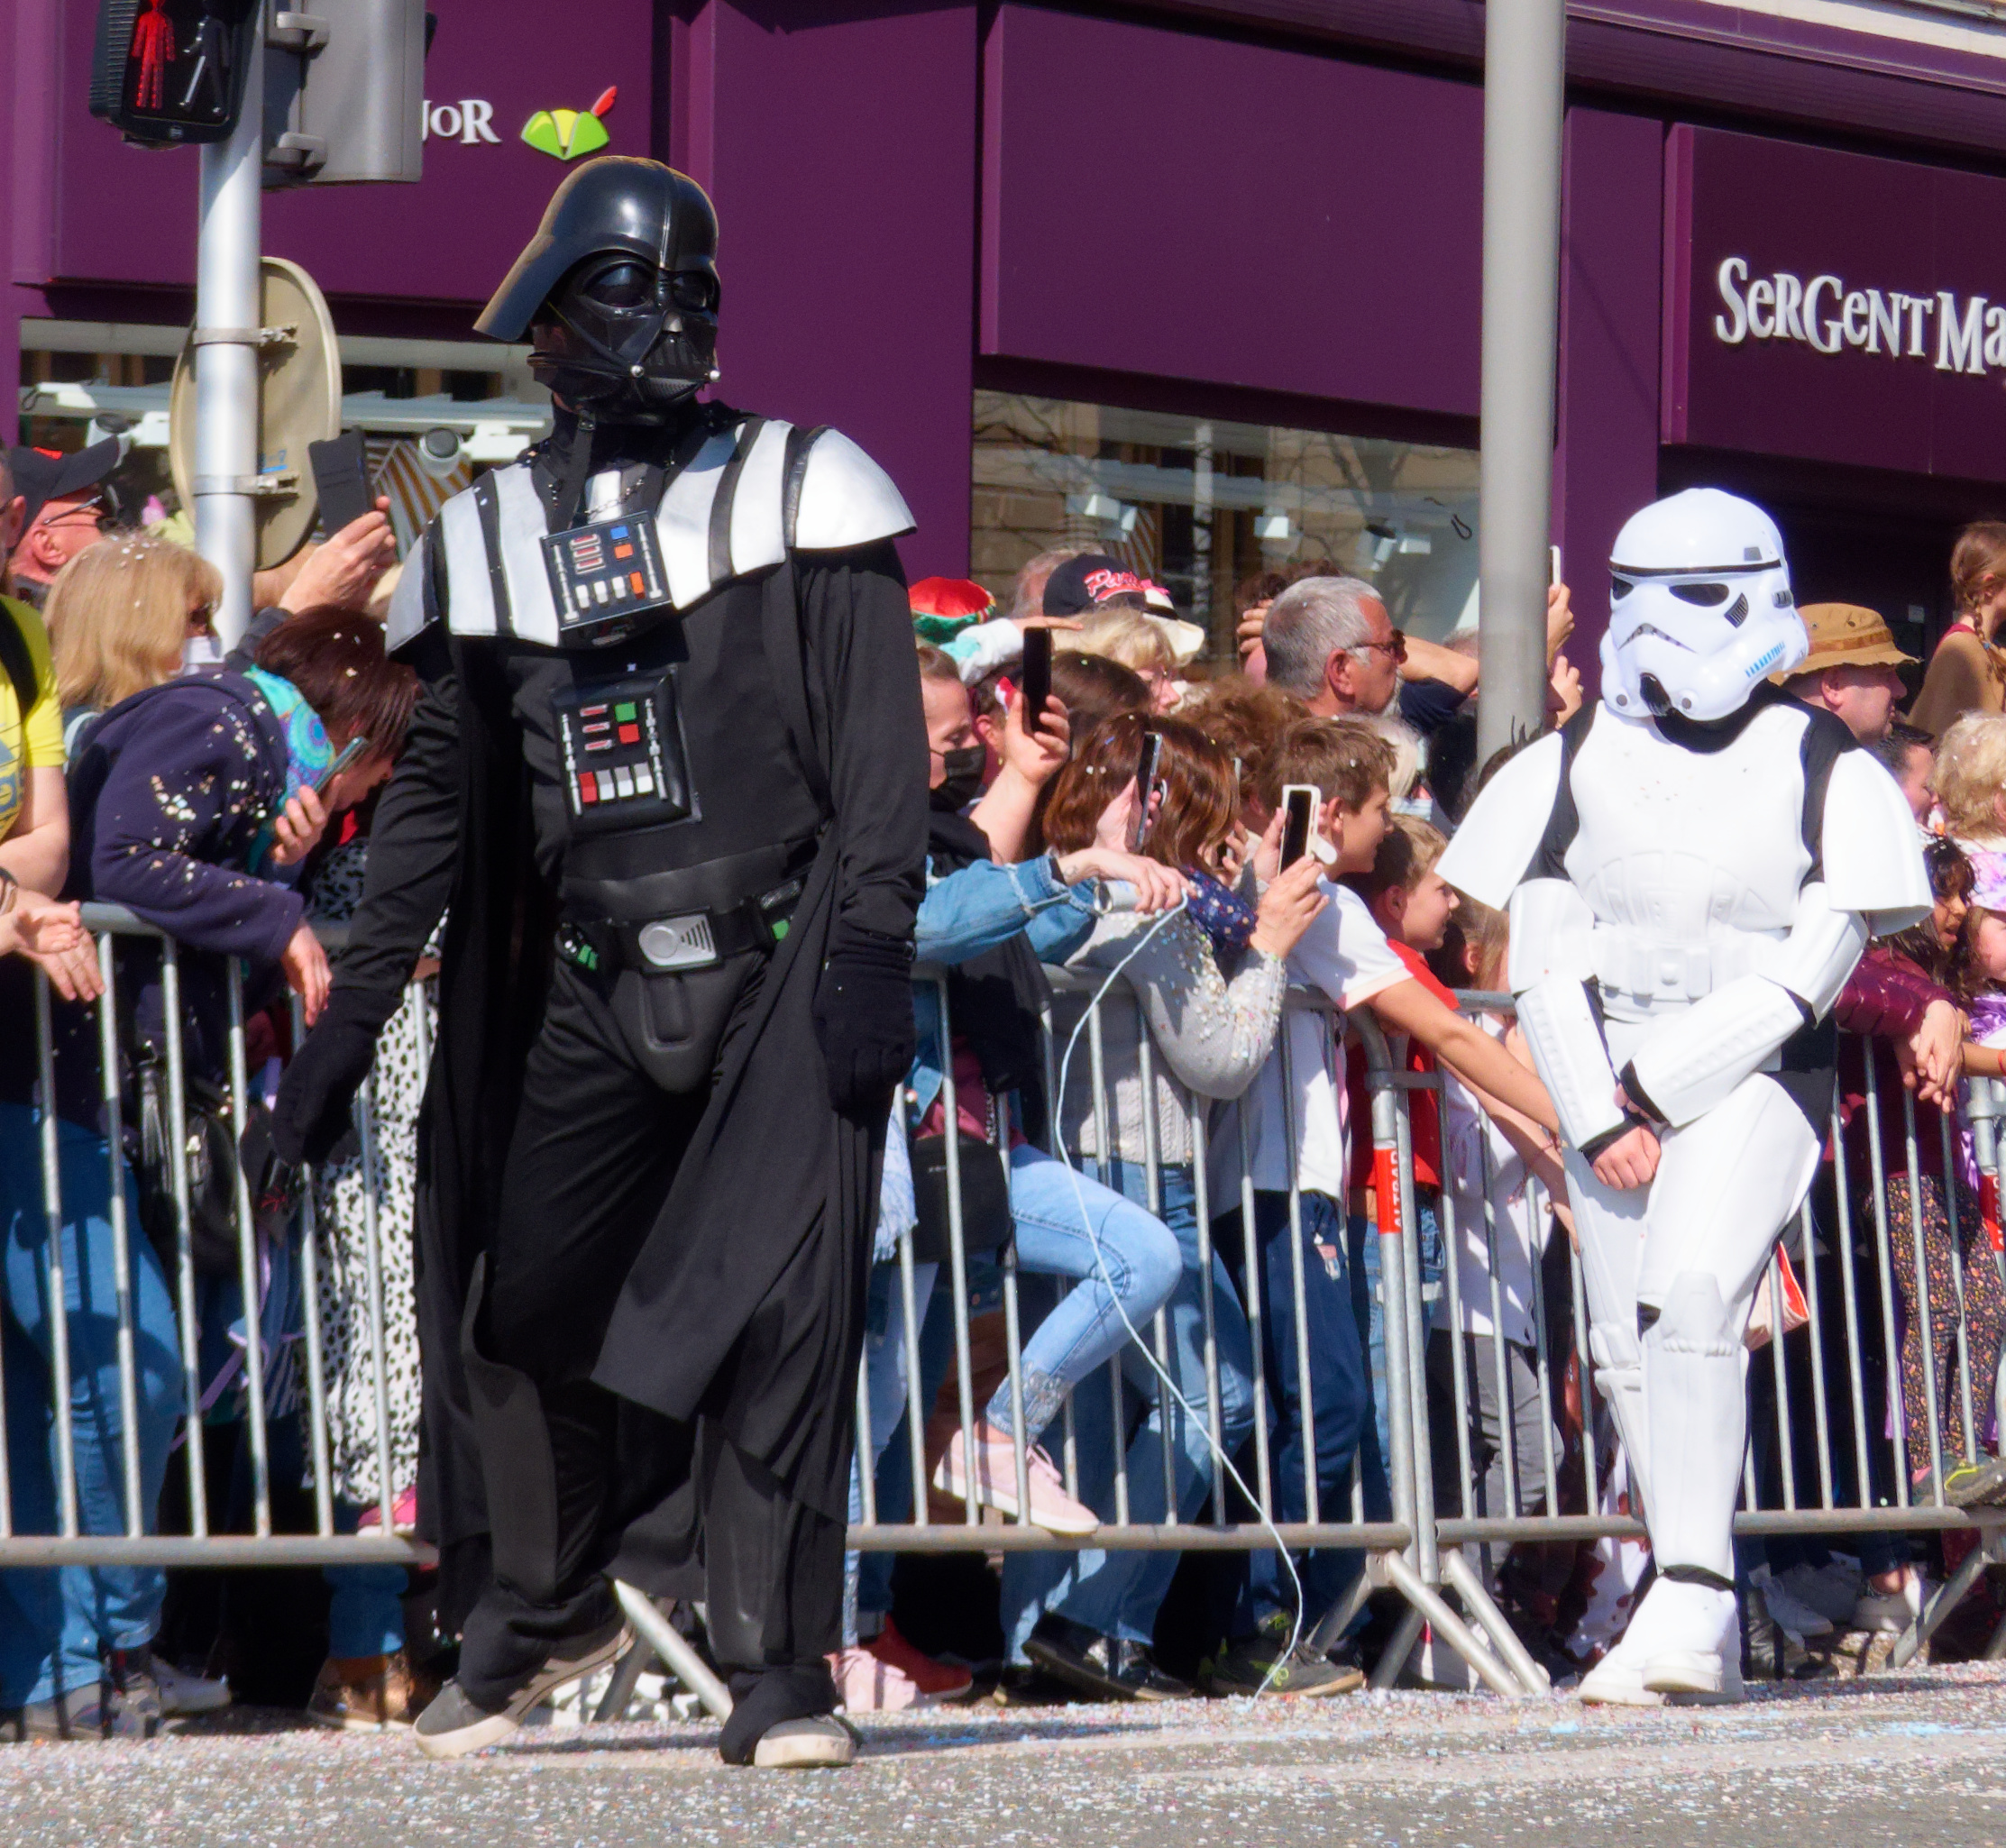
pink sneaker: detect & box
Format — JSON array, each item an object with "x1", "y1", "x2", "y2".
[
  {"x1": 930, "y1": 1430, "x2": 1099, "y2": 1535},
  {"x1": 829, "y1": 1644, "x2": 921, "y2": 1713},
  {"x1": 355, "y1": 1486, "x2": 417, "y2": 1535}
]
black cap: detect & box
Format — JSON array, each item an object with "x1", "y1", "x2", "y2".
[
  {"x1": 1042, "y1": 553, "x2": 1156, "y2": 617},
  {"x1": 6, "y1": 438, "x2": 123, "y2": 535}
]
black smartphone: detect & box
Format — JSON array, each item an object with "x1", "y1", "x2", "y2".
[
  {"x1": 1279, "y1": 783, "x2": 1318, "y2": 871},
  {"x1": 313, "y1": 736, "x2": 368, "y2": 799},
  {"x1": 1131, "y1": 729, "x2": 1164, "y2": 852},
  {"x1": 308, "y1": 430, "x2": 374, "y2": 536},
  {"x1": 1020, "y1": 626, "x2": 1051, "y2": 735}
]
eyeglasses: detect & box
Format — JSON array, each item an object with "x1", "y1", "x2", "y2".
[{"x1": 1351, "y1": 629, "x2": 1407, "y2": 664}]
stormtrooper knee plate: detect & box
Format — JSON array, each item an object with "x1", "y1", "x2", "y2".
[{"x1": 1642, "y1": 1270, "x2": 1745, "y2": 1587}]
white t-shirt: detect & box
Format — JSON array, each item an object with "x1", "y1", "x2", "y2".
[
  {"x1": 1434, "y1": 1019, "x2": 1551, "y2": 1346},
  {"x1": 1211, "y1": 880, "x2": 1407, "y2": 1203}
]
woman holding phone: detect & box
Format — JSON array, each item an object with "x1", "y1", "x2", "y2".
[{"x1": 999, "y1": 715, "x2": 1330, "y2": 1701}]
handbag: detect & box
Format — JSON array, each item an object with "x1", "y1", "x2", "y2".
[{"x1": 909, "y1": 1095, "x2": 1014, "y2": 1266}]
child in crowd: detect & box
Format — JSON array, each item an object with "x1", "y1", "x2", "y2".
[
  {"x1": 1422, "y1": 899, "x2": 1569, "y2": 1574},
  {"x1": 1342, "y1": 819, "x2": 1459, "y2": 1498},
  {"x1": 1204, "y1": 719, "x2": 1559, "y2": 1693},
  {"x1": 1930, "y1": 710, "x2": 2006, "y2": 852}
]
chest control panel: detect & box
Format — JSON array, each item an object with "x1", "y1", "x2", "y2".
[
  {"x1": 542, "y1": 515, "x2": 673, "y2": 645},
  {"x1": 549, "y1": 667, "x2": 692, "y2": 832}
]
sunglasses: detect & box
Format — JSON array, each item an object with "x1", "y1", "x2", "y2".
[
  {"x1": 1351, "y1": 629, "x2": 1407, "y2": 664},
  {"x1": 41, "y1": 489, "x2": 117, "y2": 535}
]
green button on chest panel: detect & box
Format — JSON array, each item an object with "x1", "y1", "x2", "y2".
[{"x1": 549, "y1": 669, "x2": 693, "y2": 830}]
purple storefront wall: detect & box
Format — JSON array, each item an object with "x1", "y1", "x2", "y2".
[{"x1": 13, "y1": 2, "x2": 2006, "y2": 636}]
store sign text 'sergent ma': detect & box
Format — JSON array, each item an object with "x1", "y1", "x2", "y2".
[{"x1": 1712, "y1": 257, "x2": 2006, "y2": 376}]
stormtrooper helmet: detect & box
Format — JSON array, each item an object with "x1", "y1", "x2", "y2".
[{"x1": 1600, "y1": 489, "x2": 1807, "y2": 723}]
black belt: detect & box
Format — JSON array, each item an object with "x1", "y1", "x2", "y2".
[{"x1": 558, "y1": 875, "x2": 806, "y2": 977}]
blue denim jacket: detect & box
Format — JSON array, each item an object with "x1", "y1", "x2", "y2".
[{"x1": 903, "y1": 852, "x2": 1100, "y2": 1129}]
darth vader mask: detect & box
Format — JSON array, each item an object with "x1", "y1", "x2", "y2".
[{"x1": 530, "y1": 250, "x2": 719, "y2": 421}]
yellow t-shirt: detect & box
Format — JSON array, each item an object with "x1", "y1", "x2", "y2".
[{"x1": 0, "y1": 595, "x2": 65, "y2": 844}]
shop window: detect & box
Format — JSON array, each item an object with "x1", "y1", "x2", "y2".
[{"x1": 972, "y1": 391, "x2": 1479, "y2": 660}]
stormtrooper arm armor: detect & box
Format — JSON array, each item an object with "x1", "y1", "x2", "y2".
[
  {"x1": 1507, "y1": 880, "x2": 1629, "y2": 1157},
  {"x1": 1619, "y1": 882, "x2": 1866, "y2": 1129}
]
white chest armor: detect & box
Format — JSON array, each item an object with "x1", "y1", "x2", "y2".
[{"x1": 1567, "y1": 705, "x2": 1810, "y2": 1013}]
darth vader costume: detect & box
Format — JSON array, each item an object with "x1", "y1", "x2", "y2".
[
  {"x1": 1440, "y1": 489, "x2": 1928, "y2": 1705},
  {"x1": 271, "y1": 158, "x2": 926, "y2": 1766}
]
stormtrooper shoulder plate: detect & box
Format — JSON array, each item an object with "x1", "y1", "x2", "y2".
[
  {"x1": 1820, "y1": 746, "x2": 1930, "y2": 932},
  {"x1": 1434, "y1": 724, "x2": 1571, "y2": 910},
  {"x1": 387, "y1": 418, "x2": 915, "y2": 654}
]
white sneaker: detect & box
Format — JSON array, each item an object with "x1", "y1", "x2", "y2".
[
  {"x1": 1776, "y1": 1560, "x2": 1860, "y2": 1627},
  {"x1": 1757, "y1": 1573, "x2": 1834, "y2": 1641},
  {"x1": 1849, "y1": 1573, "x2": 1927, "y2": 1636},
  {"x1": 154, "y1": 1657, "x2": 234, "y2": 1716},
  {"x1": 1663, "y1": 1650, "x2": 1745, "y2": 1706},
  {"x1": 1576, "y1": 1645, "x2": 1664, "y2": 1707},
  {"x1": 1624, "y1": 1579, "x2": 1742, "y2": 1702}
]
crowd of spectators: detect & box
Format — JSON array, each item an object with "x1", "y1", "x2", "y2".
[{"x1": 6, "y1": 433, "x2": 2006, "y2": 1737}]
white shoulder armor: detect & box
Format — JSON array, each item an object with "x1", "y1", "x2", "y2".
[
  {"x1": 790, "y1": 427, "x2": 916, "y2": 553},
  {"x1": 384, "y1": 531, "x2": 432, "y2": 654},
  {"x1": 1821, "y1": 750, "x2": 1930, "y2": 933},
  {"x1": 1434, "y1": 730, "x2": 1565, "y2": 910}
]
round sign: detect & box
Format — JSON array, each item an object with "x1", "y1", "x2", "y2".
[{"x1": 169, "y1": 256, "x2": 343, "y2": 569}]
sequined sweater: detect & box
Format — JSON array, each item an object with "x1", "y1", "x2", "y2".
[{"x1": 1054, "y1": 908, "x2": 1288, "y2": 1168}]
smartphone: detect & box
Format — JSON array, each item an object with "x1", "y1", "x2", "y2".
[
  {"x1": 1550, "y1": 544, "x2": 1564, "y2": 590},
  {"x1": 308, "y1": 430, "x2": 374, "y2": 536},
  {"x1": 1130, "y1": 729, "x2": 1164, "y2": 853},
  {"x1": 1279, "y1": 783, "x2": 1319, "y2": 872},
  {"x1": 313, "y1": 736, "x2": 368, "y2": 799},
  {"x1": 1020, "y1": 627, "x2": 1051, "y2": 736}
]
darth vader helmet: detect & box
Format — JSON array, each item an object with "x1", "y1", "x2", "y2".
[
  {"x1": 476, "y1": 157, "x2": 720, "y2": 421},
  {"x1": 1600, "y1": 488, "x2": 1808, "y2": 723}
]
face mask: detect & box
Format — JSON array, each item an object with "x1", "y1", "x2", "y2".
[
  {"x1": 181, "y1": 632, "x2": 225, "y2": 672},
  {"x1": 930, "y1": 744, "x2": 987, "y2": 813}
]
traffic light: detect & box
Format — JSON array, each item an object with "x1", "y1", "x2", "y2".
[
  {"x1": 89, "y1": 1, "x2": 262, "y2": 147},
  {"x1": 263, "y1": 1, "x2": 429, "y2": 186}
]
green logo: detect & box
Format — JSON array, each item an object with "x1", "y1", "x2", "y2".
[{"x1": 522, "y1": 86, "x2": 618, "y2": 161}]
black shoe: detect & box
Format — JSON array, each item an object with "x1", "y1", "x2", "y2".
[
  {"x1": 1022, "y1": 1615, "x2": 1193, "y2": 1702},
  {"x1": 1198, "y1": 1625, "x2": 1365, "y2": 1698},
  {"x1": 412, "y1": 1615, "x2": 629, "y2": 1761}
]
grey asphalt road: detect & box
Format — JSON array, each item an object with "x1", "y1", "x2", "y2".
[{"x1": 5, "y1": 1663, "x2": 2006, "y2": 1847}]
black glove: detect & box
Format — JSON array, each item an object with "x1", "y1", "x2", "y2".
[
  {"x1": 812, "y1": 928, "x2": 915, "y2": 1117},
  {"x1": 270, "y1": 984, "x2": 402, "y2": 1167}
]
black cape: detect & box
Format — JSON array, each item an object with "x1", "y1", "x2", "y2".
[{"x1": 339, "y1": 540, "x2": 925, "y2": 1624}]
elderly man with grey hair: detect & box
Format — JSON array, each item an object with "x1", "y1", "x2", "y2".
[
  {"x1": 1263, "y1": 574, "x2": 1474, "y2": 722},
  {"x1": 1260, "y1": 573, "x2": 1574, "y2": 732}
]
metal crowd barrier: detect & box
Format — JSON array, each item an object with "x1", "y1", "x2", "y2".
[
  {"x1": 13, "y1": 910, "x2": 2003, "y2": 1692},
  {"x1": 5, "y1": 903, "x2": 426, "y2": 1568}
]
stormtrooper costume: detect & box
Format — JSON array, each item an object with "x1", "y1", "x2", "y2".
[{"x1": 1438, "y1": 489, "x2": 1928, "y2": 1702}]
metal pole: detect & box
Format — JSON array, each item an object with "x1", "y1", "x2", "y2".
[
  {"x1": 193, "y1": 14, "x2": 266, "y2": 645},
  {"x1": 1476, "y1": 0, "x2": 1566, "y2": 763}
]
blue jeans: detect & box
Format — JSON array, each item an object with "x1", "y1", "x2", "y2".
[
  {"x1": 0, "y1": 1108, "x2": 180, "y2": 1706},
  {"x1": 1003, "y1": 1160, "x2": 1257, "y2": 1654},
  {"x1": 984, "y1": 1146, "x2": 1181, "y2": 1445},
  {"x1": 844, "y1": 1259, "x2": 939, "y2": 1644},
  {"x1": 1347, "y1": 1194, "x2": 1444, "y2": 1518},
  {"x1": 325, "y1": 1499, "x2": 408, "y2": 1660},
  {"x1": 1223, "y1": 1190, "x2": 1371, "y2": 1633}
]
